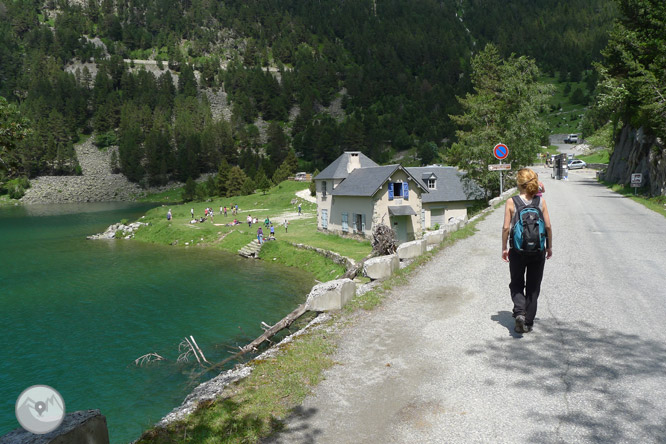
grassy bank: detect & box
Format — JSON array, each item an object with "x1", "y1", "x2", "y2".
[
  {"x1": 135, "y1": 196, "x2": 497, "y2": 444},
  {"x1": 602, "y1": 181, "x2": 666, "y2": 218},
  {"x1": 132, "y1": 181, "x2": 371, "y2": 281}
]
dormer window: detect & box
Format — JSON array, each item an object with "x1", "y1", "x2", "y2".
[{"x1": 428, "y1": 178, "x2": 436, "y2": 189}]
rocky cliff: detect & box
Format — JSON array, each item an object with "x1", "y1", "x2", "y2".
[{"x1": 604, "y1": 125, "x2": 666, "y2": 196}]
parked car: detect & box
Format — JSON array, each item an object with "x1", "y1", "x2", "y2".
[
  {"x1": 564, "y1": 134, "x2": 579, "y2": 144},
  {"x1": 568, "y1": 159, "x2": 587, "y2": 169}
]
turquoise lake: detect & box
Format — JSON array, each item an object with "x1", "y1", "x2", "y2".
[{"x1": 0, "y1": 202, "x2": 314, "y2": 442}]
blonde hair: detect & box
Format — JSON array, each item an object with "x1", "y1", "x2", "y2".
[{"x1": 516, "y1": 168, "x2": 539, "y2": 196}]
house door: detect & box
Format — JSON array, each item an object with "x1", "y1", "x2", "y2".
[
  {"x1": 431, "y1": 208, "x2": 446, "y2": 228},
  {"x1": 393, "y1": 217, "x2": 408, "y2": 243},
  {"x1": 321, "y1": 209, "x2": 328, "y2": 229}
]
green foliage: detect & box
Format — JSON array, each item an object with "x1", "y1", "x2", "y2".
[
  {"x1": 94, "y1": 131, "x2": 118, "y2": 148},
  {"x1": 0, "y1": 96, "x2": 32, "y2": 178},
  {"x1": 226, "y1": 166, "x2": 248, "y2": 197},
  {"x1": 255, "y1": 166, "x2": 271, "y2": 195},
  {"x1": 181, "y1": 177, "x2": 196, "y2": 202},
  {"x1": 448, "y1": 45, "x2": 553, "y2": 196},
  {"x1": 2, "y1": 176, "x2": 30, "y2": 199},
  {"x1": 591, "y1": 0, "x2": 666, "y2": 139},
  {"x1": 309, "y1": 169, "x2": 319, "y2": 197}
]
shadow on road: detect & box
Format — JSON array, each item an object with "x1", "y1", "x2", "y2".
[
  {"x1": 491, "y1": 310, "x2": 525, "y2": 339},
  {"x1": 471, "y1": 316, "x2": 666, "y2": 443},
  {"x1": 262, "y1": 406, "x2": 322, "y2": 444}
]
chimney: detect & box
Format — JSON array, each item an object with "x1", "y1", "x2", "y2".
[{"x1": 347, "y1": 152, "x2": 361, "y2": 173}]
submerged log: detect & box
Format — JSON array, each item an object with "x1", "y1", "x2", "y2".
[{"x1": 200, "y1": 303, "x2": 309, "y2": 375}]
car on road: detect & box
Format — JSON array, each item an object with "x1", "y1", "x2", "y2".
[
  {"x1": 567, "y1": 159, "x2": 587, "y2": 169},
  {"x1": 564, "y1": 134, "x2": 579, "y2": 144}
]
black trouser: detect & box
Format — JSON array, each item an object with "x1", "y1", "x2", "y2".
[{"x1": 509, "y1": 249, "x2": 546, "y2": 326}]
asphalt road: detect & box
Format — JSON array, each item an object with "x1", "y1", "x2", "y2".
[{"x1": 266, "y1": 166, "x2": 666, "y2": 444}]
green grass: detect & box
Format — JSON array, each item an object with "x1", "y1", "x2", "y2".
[
  {"x1": 259, "y1": 242, "x2": 347, "y2": 282},
  {"x1": 132, "y1": 181, "x2": 371, "y2": 279},
  {"x1": 603, "y1": 181, "x2": 666, "y2": 218},
  {"x1": 578, "y1": 150, "x2": 610, "y2": 164},
  {"x1": 541, "y1": 75, "x2": 588, "y2": 134},
  {"x1": 138, "y1": 186, "x2": 185, "y2": 203},
  {"x1": 135, "y1": 325, "x2": 337, "y2": 444}
]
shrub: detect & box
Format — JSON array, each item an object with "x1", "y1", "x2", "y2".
[
  {"x1": 8, "y1": 183, "x2": 25, "y2": 199},
  {"x1": 94, "y1": 131, "x2": 118, "y2": 148}
]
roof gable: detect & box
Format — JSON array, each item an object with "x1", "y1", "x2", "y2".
[
  {"x1": 314, "y1": 152, "x2": 379, "y2": 180},
  {"x1": 331, "y1": 164, "x2": 428, "y2": 197}
]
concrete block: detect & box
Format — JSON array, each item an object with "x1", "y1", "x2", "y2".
[
  {"x1": 424, "y1": 231, "x2": 444, "y2": 245},
  {"x1": 1, "y1": 410, "x2": 109, "y2": 444},
  {"x1": 306, "y1": 279, "x2": 356, "y2": 311},
  {"x1": 397, "y1": 239, "x2": 426, "y2": 260},
  {"x1": 363, "y1": 254, "x2": 399, "y2": 280}
]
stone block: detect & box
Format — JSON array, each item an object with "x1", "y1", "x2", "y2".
[
  {"x1": 306, "y1": 279, "x2": 356, "y2": 311},
  {"x1": 424, "y1": 231, "x2": 444, "y2": 245},
  {"x1": 363, "y1": 254, "x2": 399, "y2": 280},
  {"x1": 1, "y1": 410, "x2": 109, "y2": 444},
  {"x1": 396, "y1": 239, "x2": 426, "y2": 260}
]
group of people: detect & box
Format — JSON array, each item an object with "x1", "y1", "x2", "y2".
[{"x1": 254, "y1": 217, "x2": 290, "y2": 244}]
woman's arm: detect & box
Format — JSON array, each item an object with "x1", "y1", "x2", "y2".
[
  {"x1": 542, "y1": 199, "x2": 553, "y2": 259},
  {"x1": 501, "y1": 198, "x2": 514, "y2": 262}
]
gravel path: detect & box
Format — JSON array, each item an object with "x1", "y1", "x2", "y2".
[{"x1": 266, "y1": 166, "x2": 666, "y2": 444}]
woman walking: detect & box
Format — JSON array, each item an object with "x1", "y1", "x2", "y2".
[{"x1": 502, "y1": 168, "x2": 553, "y2": 333}]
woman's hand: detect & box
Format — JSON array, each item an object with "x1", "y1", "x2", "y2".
[{"x1": 502, "y1": 249, "x2": 510, "y2": 262}]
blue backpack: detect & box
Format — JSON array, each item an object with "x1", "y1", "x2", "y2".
[{"x1": 510, "y1": 195, "x2": 546, "y2": 254}]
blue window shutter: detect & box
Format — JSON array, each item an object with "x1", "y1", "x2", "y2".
[
  {"x1": 388, "y1": 182, "x2": 394, "y2": 201},
  {"x1": 403, "y1": 182, "x2": 409, "y2": 200},
  {"x1": 352, "y1": 213, "x2": 357, "y2": 232},
  {"x1": 361, "y1": 214, "x2": 366, "y2": 232}
]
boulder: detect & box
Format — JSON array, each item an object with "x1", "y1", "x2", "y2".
[
  {"x1": 396, "y1": 239, "x2": 426, "y2": 260},
  {"x1": 424, "y1": 231, "x2": 444, "y2": 245},
  {"x1": 0, "y1": 410, "x2": 109, "y2": 444},
  {"x1": 363, "y1": 254, "x2": 399, "y2": 280},
  {"x1": 306, "y1": 279, "x2": 356, "y2": 311}
]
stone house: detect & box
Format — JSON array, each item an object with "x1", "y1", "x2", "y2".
[
  {"x1": 314, "y1": 152, "x2": 428, "y2": 243},
  {"x1": 407, "y1": 166, "x2": 485, "y2": 229},
  {"x1": 314, "y1": 152, "x2": 485, "y2": 242}
]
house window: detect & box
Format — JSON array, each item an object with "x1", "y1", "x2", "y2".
[
  {"x1": 388, "y1": 182, "x2": 409, "y2": 200},
  {"x1": 322, "y1": 181, "x2": 327, "y2": 197},
  {"x1": 321, "y1": 209, "x2": 328, "y2": 229},
  {"x1": 428, "y1": 179, "x2": 436, "y2": 189},
  {"x1": 352, "y1": 213, "x2": 366, "y2": 233},
  {"x1": 342, "y1": 212, "x2": 349, "y2": 233}
]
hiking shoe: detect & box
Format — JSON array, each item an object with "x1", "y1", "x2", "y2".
[
  {"x1": 523, "y1": 324, "x2": 533, "y2": 333},
  {"x1": 515, "y1": 315, "x2": 526, "y2": 333}
]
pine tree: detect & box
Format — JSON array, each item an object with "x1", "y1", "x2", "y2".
[
  {"x1": 241, "y1": 177, "x2": 255, "y2": 196},
  {"x1": 226, "y1": 165, "x2": 248, "y2": 197},
  {"x1": 255, "y1": 166, "x2": 271, "y2": 195}
]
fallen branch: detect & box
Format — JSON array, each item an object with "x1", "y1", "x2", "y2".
[
  {"x1": 134, "y1": 353, "x2": 165, "y2": 366},
  {"x1": 197, "y1": 303, "x2": 309, "y2": 376},
  {"x1": 190, "y1": 335, "x2": 211, "y2": 364}
]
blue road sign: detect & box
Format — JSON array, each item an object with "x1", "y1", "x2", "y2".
[{"x1": 494, "y1": 143, "x2": 509, "y2": 160}]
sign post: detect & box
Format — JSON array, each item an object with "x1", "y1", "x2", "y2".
[
  {"x1": 631, "y1": 173, "x2": 642, "y2": 195},
  {"x1": 493, "y1": 143, "x2": 509, "y2": 194}
]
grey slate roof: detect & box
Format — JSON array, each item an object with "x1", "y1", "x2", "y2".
[
  {"x1": 388, "y1": 206, "x2": 417, "y2": 216},
  {"x1": 330, "y1": 165, "x2": 400, "y2": 196},
  {"x1": 314, "y1": 152, "x2": 379, "y2": 180},
  {"x1": 329, "y1": 164, "x2": 428, "y2": 197},
  {"x1": 406, "y1": 166, "x2": 485, "y2": 203}
]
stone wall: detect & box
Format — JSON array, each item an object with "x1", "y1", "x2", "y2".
[{"x1": 604, "y1": 125, "x2": 666, "y2": 196}]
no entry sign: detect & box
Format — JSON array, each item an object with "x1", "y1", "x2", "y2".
[{"x1": 494, "y1": 143, "x2": 509, "y2": 160}]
